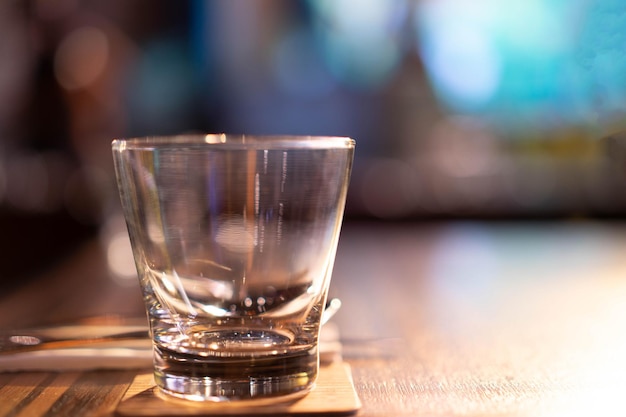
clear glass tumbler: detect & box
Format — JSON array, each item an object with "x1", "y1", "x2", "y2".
[{"x1": 112, "y1": 134, "x2": 354, "y2": 403}]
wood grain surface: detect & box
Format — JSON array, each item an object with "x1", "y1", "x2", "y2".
[{"x1": 2, "y1": 221, "x2": 626, "y2": 416}]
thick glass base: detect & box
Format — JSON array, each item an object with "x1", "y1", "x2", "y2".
[{"x1": 153, "y1": 344, "x2": 318, "y2": 403}]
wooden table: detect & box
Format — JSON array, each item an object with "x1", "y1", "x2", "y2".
[{"x1": 2, "y1": 221, "x2": 626, "y2": 416}]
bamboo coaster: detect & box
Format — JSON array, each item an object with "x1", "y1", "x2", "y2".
[{"x1": 116, "y1": 362, "x2": 361, "y2": 416}]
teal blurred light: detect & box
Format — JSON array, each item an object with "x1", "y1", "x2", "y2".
[
  {"x1": 414, "y1": 0, "x2": 626, "y2": 133},
  {"x1": 308, "y1": 0, "x2": 408, "y2": 89}
]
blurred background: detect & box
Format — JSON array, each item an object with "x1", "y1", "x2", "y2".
[{"x1": 2, "y1": 0, "x2": 626, "y2": 288}]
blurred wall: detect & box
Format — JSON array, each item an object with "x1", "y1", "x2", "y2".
[{"x1": 1, "y1": 0, "x2": 626, "y2": 283}]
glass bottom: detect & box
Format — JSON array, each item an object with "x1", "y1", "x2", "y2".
[{"x1": 153, "y1": 343, "x2": 318, "y2": 403}]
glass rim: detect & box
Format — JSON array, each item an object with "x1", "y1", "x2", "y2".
[{"x1": 112, "y1": 134, "x2": 355, "y2": 151}]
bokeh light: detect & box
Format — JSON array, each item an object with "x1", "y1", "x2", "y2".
[
  {"x1": 414, "y1": 0, "x2": 626, "y2": 133},
  {"x1": 54, "y1": 27, "x2": 110, "y2": 91},
  {"x1": 309, "y1": 0, "x2": 408, "y2": 89}
]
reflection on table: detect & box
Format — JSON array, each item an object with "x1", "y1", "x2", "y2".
[{"x1": 2, "y1": 221, "x2": 626, "y2": 416}]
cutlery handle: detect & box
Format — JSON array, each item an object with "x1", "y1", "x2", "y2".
[{"x1": 0, "y1": 328, "x2": 150, "y2": 355}]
